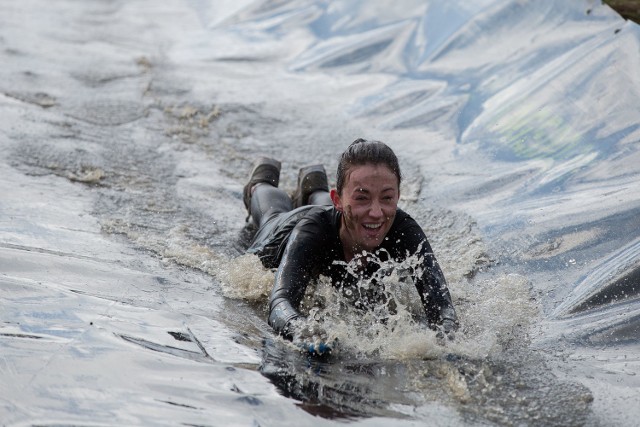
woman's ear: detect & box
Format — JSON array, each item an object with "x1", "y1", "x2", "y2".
[{"x1": 330, "y1": 189, "x2": 342, "y2": 211}]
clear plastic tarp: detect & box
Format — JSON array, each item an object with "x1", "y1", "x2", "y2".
[{"x1": 1, "y1": 0, "x2": 639, "y2": 425}]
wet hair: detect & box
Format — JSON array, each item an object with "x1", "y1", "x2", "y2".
[{"x1": 336, "y1": 138, "x2": 402, "y2": 194}]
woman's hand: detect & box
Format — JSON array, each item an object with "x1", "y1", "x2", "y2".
[
  {"x1": 288, "y1": 318, "x2": 335, "y2": 356},
  {"x1": 436, "y1": 318, "x2": 458, "y2": 341}
]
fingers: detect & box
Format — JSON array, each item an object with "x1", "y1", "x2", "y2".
[
  {"x1": 442, "y1": 319, "x2": 457, "y2": 334},
  {"x1": 292, "y1": 320, "x2": 328, "y2": 341},
  {"x1": 436, "y1": 319, "x2": 457, "y2": 342},
  {"x1": 295, "y1": 336, "x2": 337, "y2": 356},
  {"x1": 305, "y1": 340, "x2": 331, "y2": 355},
  {"x1": 443, "y1": 319, "x2": 456, "y2": 339},
  {"x1": 287, "y1": 318, "x2": 335, "y2": 355}
]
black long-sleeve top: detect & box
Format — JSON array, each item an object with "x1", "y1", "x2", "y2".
[{"x1": 247, "y1": 205, "x2": 457, "y2": 336}]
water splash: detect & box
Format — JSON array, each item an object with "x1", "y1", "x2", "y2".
[
  {"x1": 219, "y1": 248, "x2": 537, "y2": 361},
  {"x1": 217, "y1": 254, "x2": 275, "y2": 301}
]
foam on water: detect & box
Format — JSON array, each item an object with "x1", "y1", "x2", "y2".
[
  {"x1": 216, "y1": 244, "x2": 536, "y2": 362},
  {"x1": 217, "y1": 254, "x2": 275, "y2": 301},
  {"x1": 101, "y1": 217, "x2": 277, "y2": 303}
]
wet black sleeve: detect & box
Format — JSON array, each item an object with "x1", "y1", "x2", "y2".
[
  {"x1": 267, "y1": 215, "x2": 328, "y2": 336},
  {"x1": 393, "y1": 217, "x2": 458, "y2": 327}
]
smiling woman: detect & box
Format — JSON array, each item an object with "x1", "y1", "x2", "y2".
[
  {"x1": 242, "y1": 139, "x2": 458, "y2": 355},
  {"x1": 330, "y1": 138, "x2": 402, "y2": 258},
  {"x1": 330, "y1": 163, "x2": 399, "y2": 258}
]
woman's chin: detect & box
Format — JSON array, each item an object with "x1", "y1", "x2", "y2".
[{"x1": 359, "y1": 237, "x2": 383, "y2": 252}]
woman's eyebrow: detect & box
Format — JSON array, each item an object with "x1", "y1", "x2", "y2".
[{"x1": 353, "y1": 187, "x2": 397, "y2": 195}]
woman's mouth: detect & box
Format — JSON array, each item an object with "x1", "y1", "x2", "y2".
[
  {"x1": 362, "y1": 223, "x2": 383, "y2": 238},
  {"x1": 363, "y1": 223, "x2": 382, "y2": 230}
]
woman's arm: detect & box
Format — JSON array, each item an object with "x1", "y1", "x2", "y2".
[
  {"x1": 393, "y1": 217, "x2": 458, "y2": 329},
  {"x1": 267, "y1": 219, "x2": 324, "y2": 336}
]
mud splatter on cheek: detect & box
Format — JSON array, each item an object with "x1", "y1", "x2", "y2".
[{"x1": 344, "y1": 205, "x2": 358, "y2": 230}]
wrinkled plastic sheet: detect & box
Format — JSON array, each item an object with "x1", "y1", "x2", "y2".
[
  {"x1": 195, "y1": 0, "x2": 640, "y2": 339},
  {"x1": 2, "y1": 0, "x2": 640, "y2": 425}
]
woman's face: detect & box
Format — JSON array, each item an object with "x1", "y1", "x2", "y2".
[{"x1": 331, "y1": 163, "x2": 399, "y2": 256}]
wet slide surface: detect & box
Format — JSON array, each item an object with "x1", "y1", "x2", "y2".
[{"x1": 1, "y1": 1, "x2": 639, "y2": 426}]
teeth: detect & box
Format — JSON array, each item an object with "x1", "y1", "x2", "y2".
[{"x1": 364, "y1": 223, "x2": 381, "y2": 229}]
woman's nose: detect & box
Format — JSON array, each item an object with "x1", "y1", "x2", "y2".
[{"x1": 369, "y1": 200, "x2": 383, "y2": 217}]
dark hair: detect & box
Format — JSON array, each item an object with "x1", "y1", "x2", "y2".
[{"x1": 336, "y1": 138, "x2": 402, "y2": 194}]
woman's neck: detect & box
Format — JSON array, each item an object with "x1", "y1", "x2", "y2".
[{"x1": 339, "y1": 222, "x2": 364, "y2": 263}]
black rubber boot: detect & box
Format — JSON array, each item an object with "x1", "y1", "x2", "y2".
[
  {"x1": 291, "y1": 164, "x2": 329, "y2": 208},
  {"x1": 243, "y1": 157, "x2": 281, "y2": 212}
]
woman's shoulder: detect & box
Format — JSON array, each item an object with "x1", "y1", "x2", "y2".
[
  {"x1": 298, "y1": 205, "x2": 337, "y2": 223},
  {"x1": 393, "y1": 208, "x2": 419, "y2": 227},
  {"x1": 288, "y1": 206, "x2": 342, "y2": 258},
  {"x1": 389, "y1": 208, "x2": 426, "y2": 240}
]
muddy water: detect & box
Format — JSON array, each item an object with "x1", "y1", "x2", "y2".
[{"x1": 2, "y1": 1, "x2": 639, "y2": 426}]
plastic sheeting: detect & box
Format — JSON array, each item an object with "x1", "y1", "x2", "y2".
[
  {"x1": 195, "y1": 0, "x2": 640, "y2": 346},
  {"x1": 2, "y1": 0, "x2": 640, "y2": 425}
]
